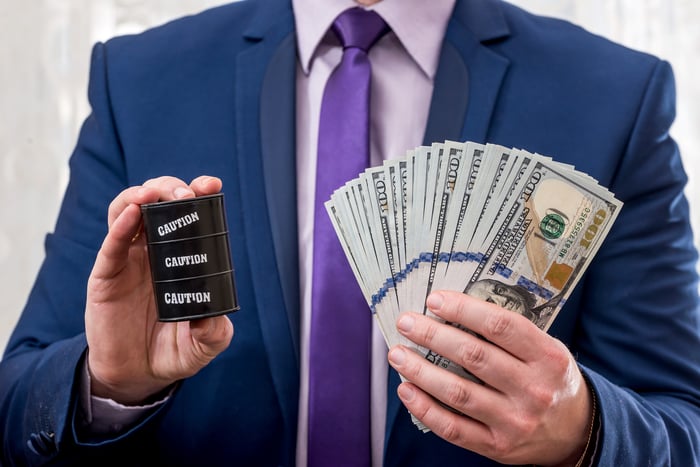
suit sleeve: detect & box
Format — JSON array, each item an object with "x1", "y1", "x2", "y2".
[
  {"x1": 576, "y1": 60, "x2": 700, "y2": 465},
  {"x1": 0, "y1": 42, "x2": 166, "y2": 466}
]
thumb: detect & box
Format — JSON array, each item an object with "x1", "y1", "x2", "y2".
[{"x1": 190, "y1": 315, "x2": 234, "y2": 359}]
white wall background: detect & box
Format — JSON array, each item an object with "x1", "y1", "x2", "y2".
[{"x1": 1, "y1": 0, "x2": 699, "y2": 351}]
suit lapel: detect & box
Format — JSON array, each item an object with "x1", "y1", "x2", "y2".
[
  {"x1": 422, "y1": 40, "x2": 470, "y2": 146},
  {"x1": 386, "y1": 0, "x2": 511, "y2": 453},
  {"x1": 234, "y1": 1, "x2": 299, "y2": 460},
  {"x1": 423, "y1": 0, "x2": 511, "y2": 146},
  {"x1": 259, "y1": 32, "x2": 301, "y2": 360}
]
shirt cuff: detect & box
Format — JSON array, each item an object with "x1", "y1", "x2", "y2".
[{"x1": 78, "y1": 355, "x2": 172, "y2": 435}]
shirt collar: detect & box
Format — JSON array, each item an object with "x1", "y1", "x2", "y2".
[{"x1": 292, "y1": 0, "x2": 456, "y2": 79}]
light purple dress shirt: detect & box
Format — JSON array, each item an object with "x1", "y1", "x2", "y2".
[{"x1": 293, "y1": 1, "x2": 453, "y2": 465}]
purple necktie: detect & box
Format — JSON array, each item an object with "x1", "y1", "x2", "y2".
[{"x1": 308, "y1": 8, "x2": 389, "y2": 467}]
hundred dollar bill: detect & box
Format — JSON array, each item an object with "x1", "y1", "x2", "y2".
[
  {"x1": 413, "y1": 142, "x2": 450, "y2": 313},
  {"x1": 405, "y1": 145, "x2": 434, "y2": 313},
  {"x1": 418, "y1": 151, "x2": 621, "y2": 431},
  {"x1": 468, "y1": 148, "x2": 540, "y2": 252},
  {"x1": 392, "y1": 144, "x2": 485, "y2": 427},
  {"x1": 401, "y1": 145, "x2": 527, "y2": 385},
  {"x1": 328, "y1": 181, "x2": 398, "y2": 346},
  {"x1": 326, "y1": 193, "x2": 397, "y2": 345},
  {"x1": 430, "y1": 142, "x2": 484, "y2": 295},
  {"x1": 454, "y1": 144, "x2": 515, "y2": 252},
  {"x1": 361, "y1": 167, "x2": 406, "y2": 347},
  {"x1": 383, "y1": 158, "x2": 410, "y2": 311},
  {"x1": 418, "y1": 141, "x2": 476, "y2": 306},
  {"x1": 463, "y1": 158, "x2": 621, "y2": 330},
  {"x1": 449, "y1": 150, "x2": 539, "y2": 284},
  {"x1": 325, "y1": 140, "x2": 622, "y2": 432},
  {"x1": 326, "y1": 188, "x2": 373, "y2": 301}
]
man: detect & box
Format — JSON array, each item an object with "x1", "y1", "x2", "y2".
[{"x1": 1, "y1": 0, "x2": 699, "y2": 466}]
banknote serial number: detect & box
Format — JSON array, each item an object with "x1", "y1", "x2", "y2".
[
  {"x1": 558, "y1": 207, "x2": 589, "y2": 257},
  {"x1": 557, "y1": 207, "x2": 608, "y2": 258}
]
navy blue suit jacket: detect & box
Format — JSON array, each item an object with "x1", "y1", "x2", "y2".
[{"x1": 2, "y1": 0, "x2": 699, "y2": 465}]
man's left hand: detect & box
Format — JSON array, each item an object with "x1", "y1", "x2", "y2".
[{"x1": 388, "y1": 290, "x2": 592, "y2": 466}]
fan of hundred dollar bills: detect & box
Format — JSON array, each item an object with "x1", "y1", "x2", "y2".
[{"x1": 325, "y1": 140, "x2": 622, "y2": 378}]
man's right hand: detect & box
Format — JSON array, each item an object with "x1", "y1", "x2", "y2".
[{"x1": 85, "y1": 175, "x2": 234, "y2": 405}]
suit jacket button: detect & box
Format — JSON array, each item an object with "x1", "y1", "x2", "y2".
[
  {"x1": 39, "y1": 431, "x2": 56, "y2": 452},
  {"x1": 27, "y1": 431, "x2": 56, "y2": 455}
]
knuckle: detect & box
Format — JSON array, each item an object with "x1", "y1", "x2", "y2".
[
  {"x1": 396, "y1": 349, "x2": 423, "y2": 380},
  {"x1": 522, "y1": 420, "x2": 539, "y2": 440},
  {"x1": 438, "y1": 418, "x2": 464, "y2": 444},
  {"x1": 408, "y1": 395, "x2": 432, "y2": 421},
  {"x1": 443, "y1": 381, "x2": 472, "y2": 410},
  {"x1": 512, "y1": 409, "x2": 539, "y2": 438},
  {"x1": 485, "y1": 310, "x2": 513, "y2": 340},
  {"x1": 410, "y1": 356, "x2": 426, "y2": 380},
  {"x1": 197, "y1": 346, "x2": 218, "y2": 362},
  {"x1": 420, "y1": 321, "x2": 440, "y2": 346},
  {"x1": 454, "y1": 296, "x2": 472, "y2": 323},
  {"x1": 107, "y1": 192, "x2": 131, "y2": 226},
  {"x1": 143, "y1": 176, "x2": 181, "y2": 191},
  {"x1": 542, "y1": 341, "x2": 571, "y2": 373},
  {"x1": 107, "y1": 198, "x2": 120, "y2": 219},
  {"x1": 485, "y1": 432, "x2": 514, "y2": 460},
  {"x1": 528, "y1": 383, "x2": 556, "y2": 411},
  {"x1": 457, "y1": 341, "x2": 487, "y2": 370}
]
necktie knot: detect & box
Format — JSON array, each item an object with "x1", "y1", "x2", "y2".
[{"x1": 332, "y1": 7, "x2": 389, "y2": 52}]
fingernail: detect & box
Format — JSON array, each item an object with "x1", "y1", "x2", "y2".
[
  {"x1": 174, "y1": 187, "x2": 192, "y2": 199},
  {"x1": 397, "y1": 384, "x2": 415, "y2": 402},
  {"x1": 426, "y1": 292, "x2": 443, "y2": 310},
  {"x1": 388, "y1": 347, "x2": 406, "y2": 366},
  {"x1": 397, "y1": 314, "x2": 415, "y2": 333}
]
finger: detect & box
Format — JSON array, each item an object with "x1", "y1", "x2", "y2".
[
  {"x1": 394, "y1": 381, "x2": 496, "y2": 455},
  {"x1": 92, "y1": 203, "x2": 145, "y2": 280},
  {"x1": 427, "y1": 291, "x2": 545, "y2": 362},
  {"x1": 107, "y1": 186, "x2": 160, "y2": 228},
  {"x1": 189, "y1": 175, "x2": 222, "y2": 196},
  {"x1": 189, "y1": 315, "x2": 234, "y2": 360},
  {"x1": 142, "y1": 176, "x2": 196, "y2": 201},
  {"x1": 107, "y1": 177, "x2": 194, "y2": 228},
  {"x1": 388, "y1": 345, "x2": 508, "y2": 426},
  {"x1": 396, "y1": 312, "x2": 528, "y2": 393}
]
